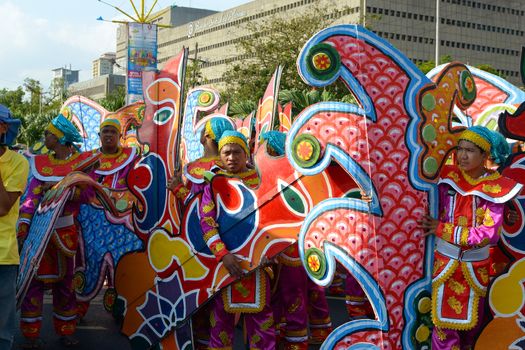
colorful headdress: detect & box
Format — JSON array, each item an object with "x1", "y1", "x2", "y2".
[
  {"x1": 218, "y1": 130, "x2": 250, "y2": 155},
  {"x1": 0, "y1": 104, "x2": 21, "y2": 146},
  {"x1": 459, "y1": 126, "x2": 509, "y2": 165},
  {"x1": 205, "y1": 118, "x2": 233, "y2": 142},
  {"x1": 100, "y1": 118, "x2": 122, "y2": 132},
  {"x1": 46, "y1": 114, "x2": 82, "y2": 145},
  {"x1": 260, "y1": 130, "x2": 286, "y2": 156}
]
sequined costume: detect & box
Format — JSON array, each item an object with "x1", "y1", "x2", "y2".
[
  {"x1": 272, "y1": 244, "x2": 332, "y2": 349},
  {"x1": 199, "y1": 164, "x2": 275, "y2": 350},
  {"x1": 431, "y1": 164, "x2": 522, "y2": 349},
  {"x1": 18, "y1": 150, "x2": 95, "y2": 339}
]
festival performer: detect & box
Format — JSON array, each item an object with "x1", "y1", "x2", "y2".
[
  {"x1": 199, "y1": 130, "x2": 275, "y2": 350},
  {"x1": 17, "y1": 114, "x2": 93, "y2": 348},
  {"x1": 76, "y1": 118, "x2": 139, "y2": 319},
  {"x1": 167, "y1": 117, "x2": 232, "y2": 349},
  {"x1": 0, "y1": 105, "x2": 29, "y2": 350},
  {"x1": 167, "y1": 118, "x2": 233, "y2": 206},
  {"x1": 260, "y1": 131, "x2": 332, "y2": 349},
  {"x1": 419, "y1": 126, "x2": 522, "y2": 349}
]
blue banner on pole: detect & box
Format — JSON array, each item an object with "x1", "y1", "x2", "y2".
[{"x1": 127, "y1": 22, "x2": 157, "y2": 104}]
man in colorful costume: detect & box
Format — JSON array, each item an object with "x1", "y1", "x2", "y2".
[
  {"x1": 199, "y1": 130, "x2": 275, "y2": 350},
  {"x1": 260, "y1": 131, "x2": 332, "y2": 350},
  {"x1": 76, "y1": 118, "x2": 139, "y2": 319},
  {"x1": 0, "y1": 104, "x2": 29, "y2": 350},
  {"x1": 420, "y1": 126, "x2": 522, "y2": 349},
  {"x1": 168, "y1": 118, "x2": 233, "y2": 206},
  {"x1": 168, "y1": 117, "x2": 232, "y2": 349},
  {"x1": 18, "y1": 114, "x2": 93, "y2": 348},
  {"x1": 90, "y1": 118, "x2": 138, "y2": 190}
]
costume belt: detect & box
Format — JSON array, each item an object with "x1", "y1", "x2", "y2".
[
  {"x1": 435, "y1": 237, "x2": 489, "y2": 262},
  {"x1": 54, "y1": 215, "x2": 74, "y2": 229}
]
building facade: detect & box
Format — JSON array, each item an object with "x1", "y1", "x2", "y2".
[
  {"x1": 68, "y1": 74, "x2": 125, "y2": 101},
  {"x1": 115, "y1": 0, "x2": 525, "y2": 87},
  {"x1": 92, "y1": 52, "x2": 117, "y2": 78}
]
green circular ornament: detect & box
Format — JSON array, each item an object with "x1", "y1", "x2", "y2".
[
  {"x1": 73, "y1": 271, "x2": 85, "y2": 293},
  {"x1": 418, "y1": 296, "x2": 432, "y2": 314},
  {"x1": 423, "y1": 157, "x2": 438, "y2": 176},
  {"x1": 116, "y1": 199, "x2": 128, "y2": 212},
  {"x1": 198, "y1": 91, "x2": 214, "y2": 107},
  {"x1": 305, "y1": 43, "x2": 341, "y2": 81},
  {"x1": 104, "y1": 288, "x2": 117, "y2": 312},
  {"x1": 291, "y1": 134, "x2": 321, "y2": 168},
  {"x1": 304, "y1": 247, "x2": 326, "y2": 279},
  {"x1": 415, "y1": 324, "x2": 430, "y2": 343},
  {"x1": 460, "y1": 70, "x2": 476, "y2": 102},
  {"x1": 422, "y1": 124, "x2": 437, "y2": 142},
  {"x1": 421, "y1": 93, "x2": 436, "y2": 112}
]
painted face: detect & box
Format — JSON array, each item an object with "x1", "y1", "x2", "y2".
[
  {"x1": 44, "y1": 130, "x2": 59, "y2": 150},
  {"x1": 220, "y1": 143, "x2": 247, "y2": 173},
  {"x1": 99, "y1": 126, "x2": 120, "y2": 151},
  {"x1": 456, "y1": 140, "x2": 488, "y2": 175}
]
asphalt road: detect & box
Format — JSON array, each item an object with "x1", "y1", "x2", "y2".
[{"x1": 12, "y1": 292, "x2": 348, "y2": 349}]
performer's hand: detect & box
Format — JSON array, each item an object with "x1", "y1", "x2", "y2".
[
  {"x1": 42, "y1": 181, "x2": 56, "y2": 192},
  {"x1": 166, "y1": 176, "x2": 180, "y2": 192},
  {"x1": 222, "y1": 253, "x2": 243, "y2": 279},
  {"x1": 418, "y1": 215, "x2": 439, "y2": 237},
  {"x1": 506, "y1": 209, "x2": 519, "y2": 226},
  {"x1": 17, "y1": 222, "x2": 29, "y2": 238},
  {"x1": 167, "y1": 169, "x2": 183, "y2": 192}
]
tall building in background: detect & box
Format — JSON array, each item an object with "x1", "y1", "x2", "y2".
[
  {"x1": 92, "y1": 52, "x2": 117, "y2": 78},
  {"x1": 51, "y1": 67, "x2": 79, "y2": 97},
  {"x1": 115, "y1": 0, "x2": 525, "y2": 87},
  {"x1": 52, "y1": 67, "x2": 79, "y2": 88}
]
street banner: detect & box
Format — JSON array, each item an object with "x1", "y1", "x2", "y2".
[{"x1": 127, "y1": 22, "x2": 157, "y2": 104}]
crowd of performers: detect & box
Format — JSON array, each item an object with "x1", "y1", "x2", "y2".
[{"x1": 0, "y1": 101, "x2": 524, "y2": 350}]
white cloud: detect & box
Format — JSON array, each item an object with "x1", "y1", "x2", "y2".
[{"x1": 0, "y1": 1, "x2": 116, "y2": 90}]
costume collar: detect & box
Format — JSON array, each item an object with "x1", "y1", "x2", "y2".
[
  {"x1": 30, "y1": 152, "x2": 92, "y2": 181},
  {"x1": 95, "y1": 147, "x2": 137, "y2": 175},
  {"x1": 184, "y1": 156, "x2": 222, "y2": 184},
  {"x1": 438, "y1": 165, "x2": 522, "y2": 203}
]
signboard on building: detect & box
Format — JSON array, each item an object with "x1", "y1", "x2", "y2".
[{"x1": 127, "y1": 22, "x2": 158, "y2": 104}]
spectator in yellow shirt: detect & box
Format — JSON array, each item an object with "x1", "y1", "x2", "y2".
[{"x1": 0, "y1": 104, "x2": 29, "y2": 350}]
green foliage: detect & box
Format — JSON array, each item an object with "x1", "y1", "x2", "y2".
[
  {"x1": 476, "y1": 64, "x2": 504, "y2": 78},
  {"x1": 0, "y1": 79, "x2": 62, "y2": 147},
  {"x1": 228, "y1": 99, "x2": 257, "y2": 119},
  {"x1": 220, "y1": 2, "x2": 352, "y2": 106},
  {"x1": 416, "y1": 55, "x2": 454, "y2": 74},
  {"x1": 185, "y1": 58, "x2": 208, "y2": 90},
  {"x1": 98, "y1": 86, "x2": 126, "y2": 111}
]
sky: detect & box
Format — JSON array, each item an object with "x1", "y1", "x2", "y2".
[{"x1": 0, "y1": 0, "x2": 251, "y2": 91}]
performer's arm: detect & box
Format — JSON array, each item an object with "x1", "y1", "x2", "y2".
[
  {"x1": 17, "y1": 177, "x2": 43, "y2": 238},
  {"x1": 199, "y1": 183, "x2": 229, "y2": 261}
]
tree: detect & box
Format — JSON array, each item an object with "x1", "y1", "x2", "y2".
[
  {"x1": 0, "y1": 80, "x2": 62, "y2": 146},
  {"x1": 220, "y1": 2, "x2": 359, "y2": 106},
  {"x1": 98, "y1": 86, "x2": 126, "y2": 111},
  {"x1": 475, "y1": 63, "x2": 504, "y2": 78},
  {"x1": 416, "y1": 55, "x2": 453, "y2": 74}
]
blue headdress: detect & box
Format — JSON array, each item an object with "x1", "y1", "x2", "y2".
[
  {"x1": 459, "y1": 125, "x2": 509, "y2": 165},
  {"x1": 218, "y1": 130, "x2": 250, "y2": 155},
  {"x1": 205, "y1": 118, "x2": 234, "y2": 142},
  {"x1": 0, "y1": 104, "x2": 21, "y2": 146},
  {"x1": 46, "y1": 114, "x2": 82, "y2": 146},
  {"x1": 260, "y1": 131, "x2": 286, "y2": 156}
]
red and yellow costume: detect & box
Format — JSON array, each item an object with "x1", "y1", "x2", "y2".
[
  {"x1": 18, "y1": 151, "x2": 93, "y2": 339},
  {"x1": 431, "y1": 164, "x2": 522, "y2": 348},
  {"x1": 199, "y1": 164, "x2": 275, "y2": 349}
]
